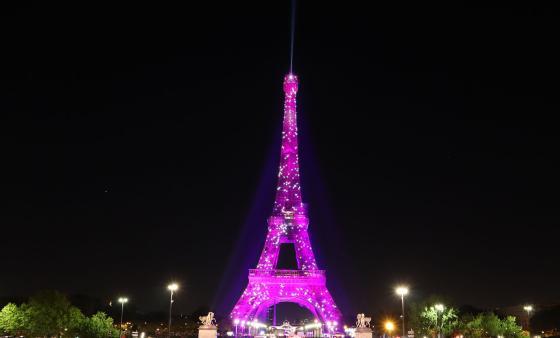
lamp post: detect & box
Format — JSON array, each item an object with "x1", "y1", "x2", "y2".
[
  {"x1": 167, "y1": 283, "x2": 179, "y2": 338},
  {"x1": 435, "y1": 304, "x2": 444, "y2": 338},
  {"x1": 395, "y1": 286, "x2": 409, "y2": 338},
  {"x1": 523, "y1": 305, "x2": 533, "y2": 336},
  {"x1": 118, "y1": 297, "x2": 128, "y2": 338}
]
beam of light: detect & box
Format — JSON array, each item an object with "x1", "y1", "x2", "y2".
[{"x1": 289, "y1": 0, "x2": 297, "y2": 73}]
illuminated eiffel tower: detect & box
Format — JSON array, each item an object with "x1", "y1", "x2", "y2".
[{"x1": 230, "y1": 74, "x2": 342, "y2": 331}]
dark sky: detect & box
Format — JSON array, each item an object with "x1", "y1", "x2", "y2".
[{"x1": 1, "y1": 0, "x2": 558, "y2": 320}]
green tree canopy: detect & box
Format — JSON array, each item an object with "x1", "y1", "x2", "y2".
[
  {"x1": 501, "y1": 315, "x2": 526, "y2": 338},
  {"x1": 409, "y1": 297, "x2": 458, "y2": 338},
  {"x1": 0, "y1": 303, "x2": 27, "y2": 335},
  {"x1": 459, "y1": 312, "x2": 526, "y2": 338},
  {"x1": 409, "y1": 296, "x2": 527, "y2": 338},
  {"x1": 1, "y1": 291, "x2": 118, "y2": 338},
  {"x1": 78, "y1": 311, "x2": 119, "y2": 338},
  {"x1": 25, "y1": 290, "x2": 85, "y2": 337}
]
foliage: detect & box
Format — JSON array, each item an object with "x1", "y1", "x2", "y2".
[
  {"x1": 1, "y1": 291, "x2": 118, "y2": 338},
  {"x1": 420, "y1": 305, "x2": 458, "y2": 337},
  {"x1": 458, "y1": 312, "x2": 526, "y2": 338},
  {"x1": 459, "y1": 313, "x2": 484, "y2": 338},
  {"x1": 78, "y1": 311, "x2": 119, "y2": 338},
  {"x1": 0, "y1": 303, "x2": 27, "y2": 335},
  {"x1": 409, "y1": 297, "x2": 458, "y2": 338},
  {"x1": 25, "y1": 290, "x2": 85, "y2": 337},
  {"x1": 501, "y1": 316, "x2": 526, "y2": 338},
  {"x1": 408, "y1": 298, "x2": 526, "y2": 338},
  {"x1": 481, "y1": 312, "x2": 503, "y2": 337}
]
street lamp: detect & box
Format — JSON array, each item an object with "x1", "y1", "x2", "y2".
[
  {"x1": 385, "y1": 320, "x2": 395, "y2": 338},
  {"x1": 523, "y1": 305, "x2": 533, "y2": 335},
  {"x1": 435, "y1": 304, "x2": 444, "y2": 338},
  {"x1": 118, "y1": 297, "x2": 128, "y2": 338},
  {"x1": 167, "y1": 283, "x2": 179, "y2": 338},
  {"x1": 395, "y1": 286, "x2": 409, "y2": 338}
]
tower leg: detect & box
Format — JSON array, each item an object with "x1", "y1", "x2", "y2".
[{"x1": 273, "y1": 303, "x2": 277, "y2": 326}]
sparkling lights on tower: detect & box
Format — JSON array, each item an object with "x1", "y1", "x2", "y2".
[{"x1": 230, "y1": 74, "x2": 342, "y2": 330}]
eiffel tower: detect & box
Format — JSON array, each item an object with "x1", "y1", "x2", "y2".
[{"x1": 230, "y1": 74, "x2": 342, "y2": 331}]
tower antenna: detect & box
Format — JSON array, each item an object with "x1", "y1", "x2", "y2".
[{"x1": 289, "y1": 0, "x2": 296, "y2": 73}]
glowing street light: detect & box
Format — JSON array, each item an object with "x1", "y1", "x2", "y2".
[
  {"x1": 524, "y1": 305, "x2": 533, "y2": 334},
  {"x1": 118, "y1": 297, "x2": 128, "y2": 338},
  {"x1": 167, "y1": 283, "x2": 179, "y2": 338},
  {"x1": 396, "y1": 286, "x2": 409, "y2": 296},
  {"x1": 523, "y1": 305, "x2": 533, "y2": 315},
  {"x1": 385, "y1": 320, "x2": 395, "y2": 338},
  {"x1": 395, "y1": 286, "x2": 409, "y2": 337}
]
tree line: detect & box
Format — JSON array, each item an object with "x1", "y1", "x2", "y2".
[
  {"x1": 407, "y1": 297, "x2": 526, "y2": 338},
  {"x1": 0, "y1": 290, "x2": 118, "y2": 338}
]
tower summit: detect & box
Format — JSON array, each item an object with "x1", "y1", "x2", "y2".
[
  {"x1": 230, "y1": 73, "x2": 342, "y2": 329},
  {"x1": 272, "y1": 74, "x2": 303, "y2": 217}
]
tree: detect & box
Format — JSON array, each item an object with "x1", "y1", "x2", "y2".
[
  {"x1": 481, "y1": 312, "x2": 503, "y2": 337},
  {"x1": 501, "y1": 316, "x2": 526, "y2": 338},
  {"x1": 25, "y1": 290, "x2": 85, "y2": 337},
  {"x1": 0, "y1": 303, "x2": 27, "y2": 335},
  {"x1": 78, "y1": 312, "x2": 119, "y2": 338},
  {"x1": 459, "y1": 313, "x2": 484, "y2": 338},
  {"x1": 459, "y1": 312, "x2": 526, "y2": 338},
  {"x1": 409, "y1": 302, "x2": 458, "y2": 338},
  {"x1": 2, "y1": 291, "x2": 118, "y2": 338}
]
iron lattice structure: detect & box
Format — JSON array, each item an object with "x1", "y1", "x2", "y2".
[{"x1": 230, "y1": 74, "x2": 342, "y2": 330}]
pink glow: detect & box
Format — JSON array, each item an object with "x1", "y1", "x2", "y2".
[{"x1": 230, "y1": 74, "x2": 342, "y2": 330}]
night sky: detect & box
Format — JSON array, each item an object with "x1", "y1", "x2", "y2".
[{"x1": 1, "y1": 0, "x2": 558, "y2": 320}]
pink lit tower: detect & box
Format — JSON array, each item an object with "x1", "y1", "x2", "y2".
[{"x1": 230, "y1": 73, "x2": 342, "y2": 330}]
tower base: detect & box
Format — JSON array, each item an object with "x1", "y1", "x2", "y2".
[
  {"x1": 198, "y1": 326, "x2": 217, "y2": 338},
  {"x1": 355, "y1": 327, "x2": 373, "y2": 338},
  {"x1": 231, "y1": 269, "x2": 341, "y2": 327}
]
